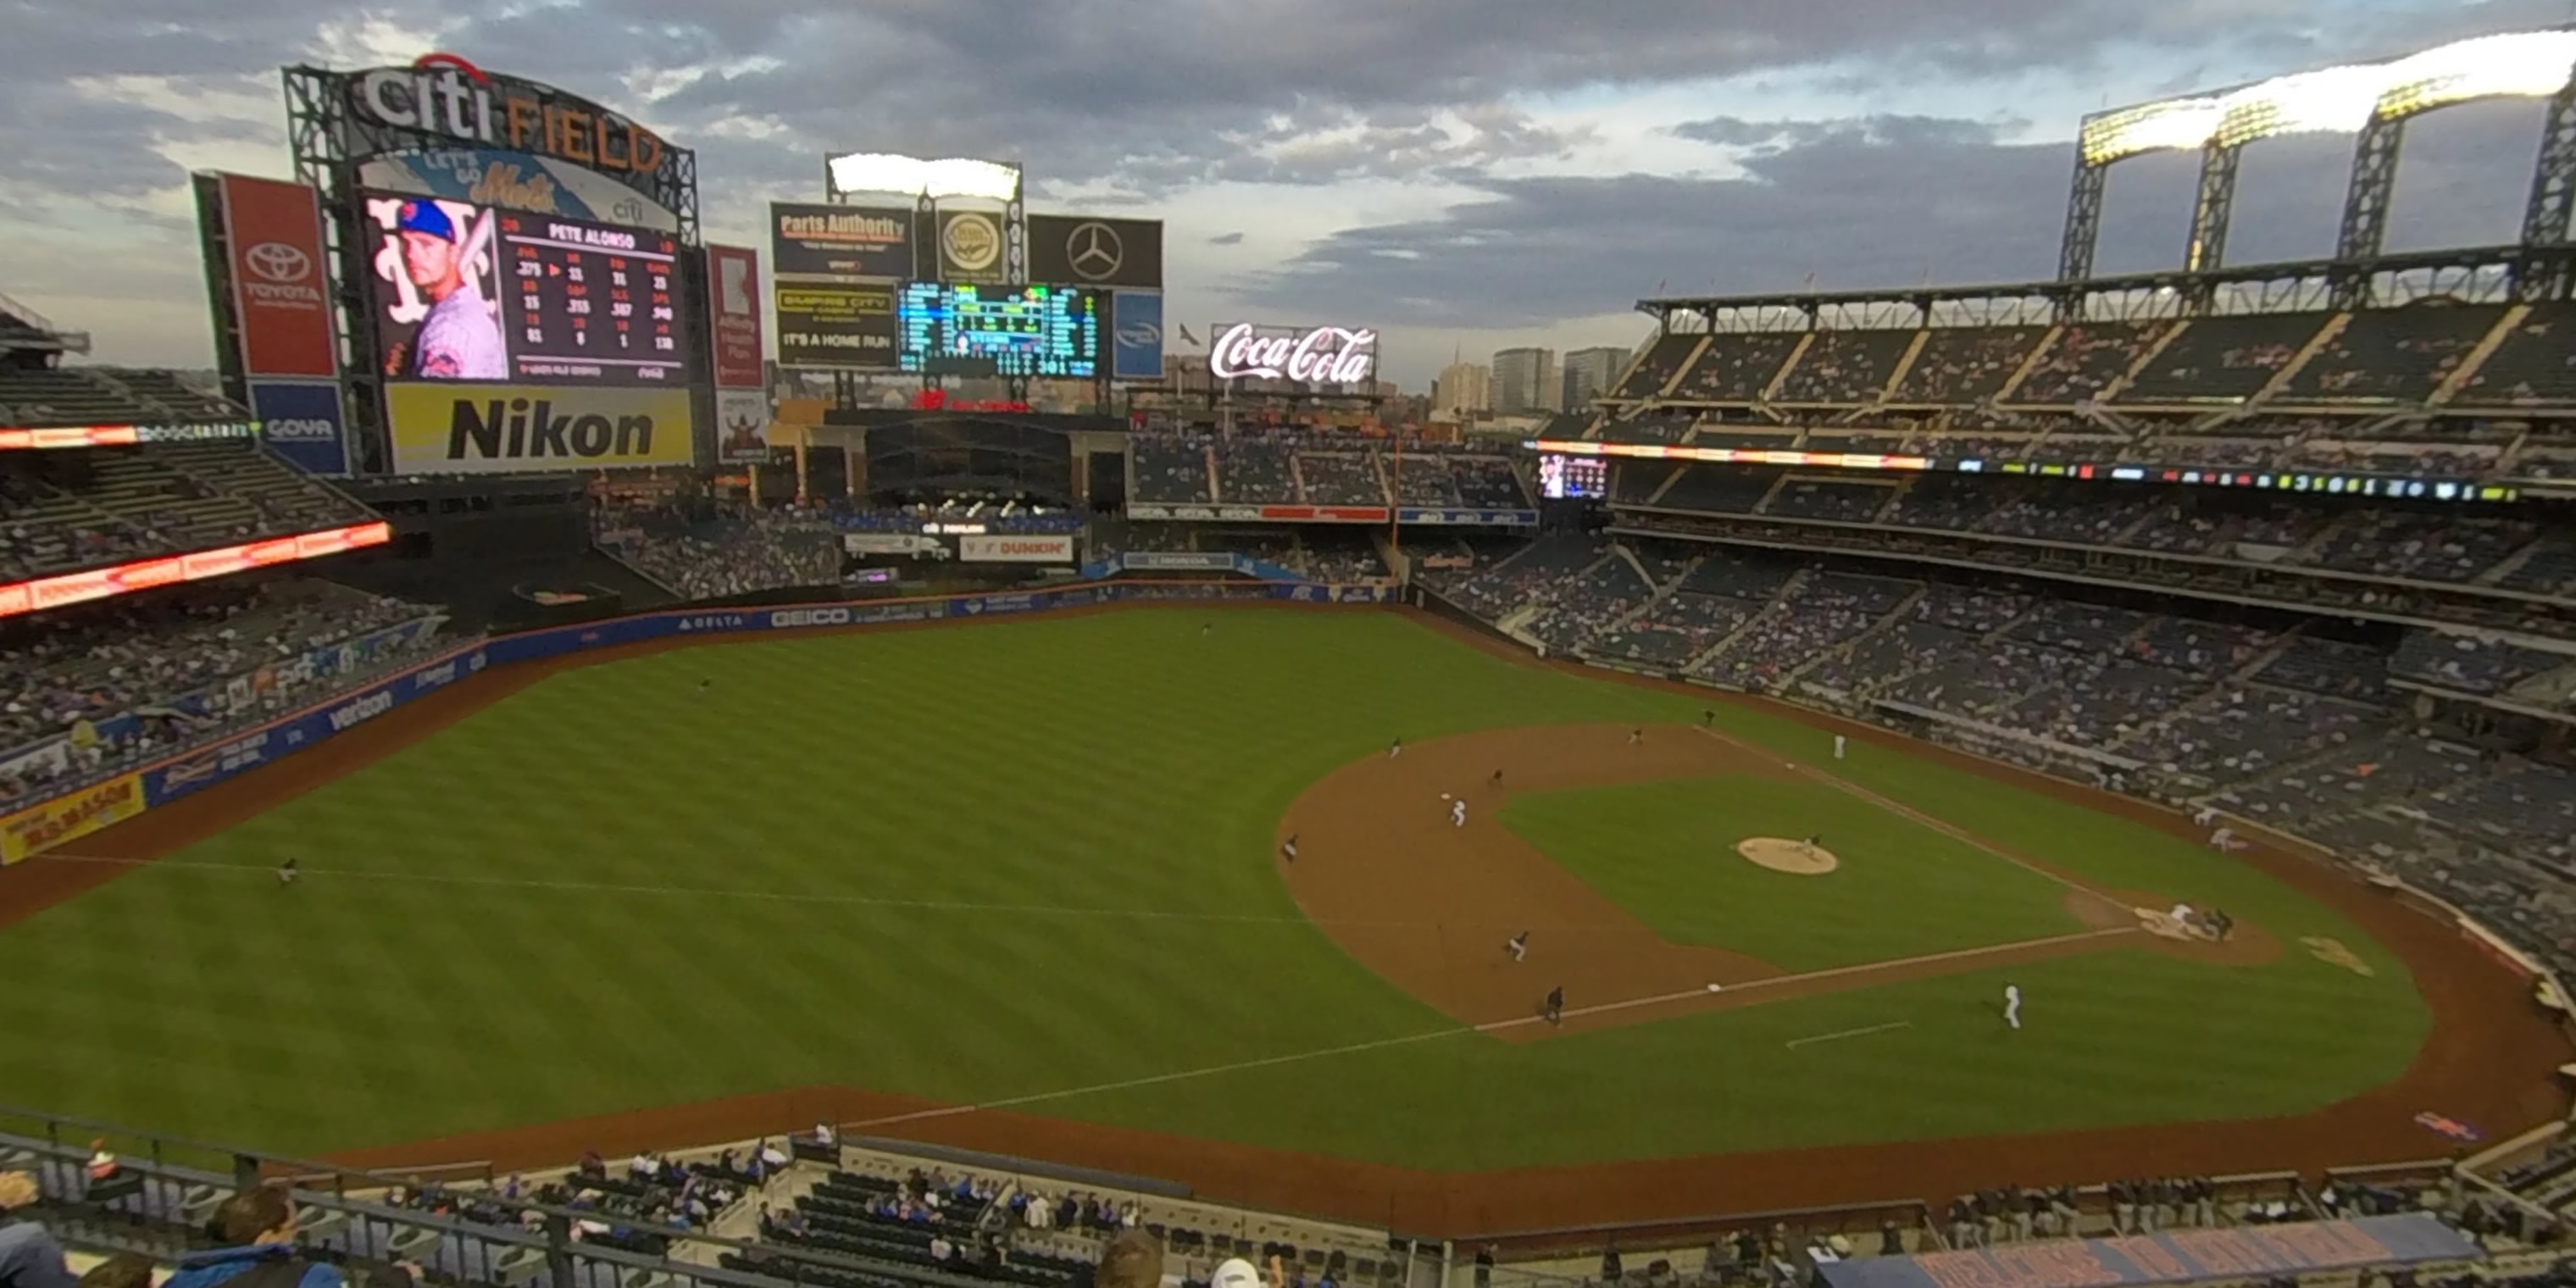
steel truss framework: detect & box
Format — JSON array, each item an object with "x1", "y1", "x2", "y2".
[
  {"x1": 2044, "y1": 47, "x2": 2576, "y2": 313},
  {"x1": 1635, "y1": 244, "x2": 2555, "y2": 336}
]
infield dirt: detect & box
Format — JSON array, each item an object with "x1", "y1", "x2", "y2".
[{"x1": 5, "y1": 601, "x2": 2563, "y2": 1238}]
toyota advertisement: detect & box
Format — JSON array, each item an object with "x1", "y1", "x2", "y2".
[{"x1": 211, "y1": 174, "x2": 340, "y2": 379}]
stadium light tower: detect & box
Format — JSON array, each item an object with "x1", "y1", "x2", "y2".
[{"x1": 2056, "y1": 28, "x2": 2576, "y2": 303}]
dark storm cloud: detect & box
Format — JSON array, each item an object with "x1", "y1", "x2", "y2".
[{"x1": 1237, "y1": 106, "x2": 2546, "y2": 328}]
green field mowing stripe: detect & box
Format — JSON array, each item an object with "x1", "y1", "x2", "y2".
[
  {"x1": 1501, "y1": 777, "x2": 2083, "y2": 971},
  {"x1": 0, "y1": 609, "x2": 2434, "y2": 1169}
]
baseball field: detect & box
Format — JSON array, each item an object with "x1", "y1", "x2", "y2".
[{"x1": 0, "y1": 602, "x2": 2562, "y2": 1234}]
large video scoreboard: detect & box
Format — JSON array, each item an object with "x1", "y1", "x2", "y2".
[{"x1": 897, "y1": 283, "x2": 1101, "y2": 378}]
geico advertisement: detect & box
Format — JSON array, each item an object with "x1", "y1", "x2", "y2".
[{"x1": 384, "y1": 383, "x2": 697, "y2": 472}]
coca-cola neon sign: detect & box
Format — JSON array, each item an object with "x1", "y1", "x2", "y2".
[{"x1": 1208, "y1": 323, "x2": 1377, "y2": 385}]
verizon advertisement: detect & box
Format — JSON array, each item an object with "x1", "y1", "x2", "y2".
[
  {"x1": 958, "y1": 534, "x2": 1075, "y2": 564},
  {"x1": 216, "y1": 174, "x2": 340, "y2": 379},
  {"x1": 706, "y1": 244, "x2": 764, "y2": 389}
]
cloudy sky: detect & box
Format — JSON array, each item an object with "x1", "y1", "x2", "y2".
[{"x1": 3, "y1": 0, "x2": 2568, "y2": 388}]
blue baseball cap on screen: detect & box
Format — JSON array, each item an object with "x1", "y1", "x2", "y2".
[{"x1": 396, "y1": 200, "x2": 457, "y2": 242}]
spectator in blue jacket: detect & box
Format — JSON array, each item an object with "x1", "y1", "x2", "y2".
[
  {"x1": 0, "y1": 1171, "x2": 78, "y2": 1288},
  {"x1": 165, "y1": 1186, "x2": 359, "y2": 1288}
]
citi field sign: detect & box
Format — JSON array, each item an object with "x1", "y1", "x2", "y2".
[
  {"x1": 1208, "y1": 323, "x2": 1378, "y2": 385},
  {"x1": 345, "y1": 53, "x2": 668, "y2": 177}
]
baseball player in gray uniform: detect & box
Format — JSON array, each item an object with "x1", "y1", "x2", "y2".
[{"x1": 393, "y1": 201, "x2": 505, "y2": 380}]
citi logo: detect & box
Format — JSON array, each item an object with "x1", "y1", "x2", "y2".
[{"x1": 327, "y1": 691, "x2": 395, "y2": 731}]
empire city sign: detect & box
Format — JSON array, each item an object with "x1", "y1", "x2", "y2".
[{"x1": 1207, "y1": 323, "x2": 1378, "y2": 385}]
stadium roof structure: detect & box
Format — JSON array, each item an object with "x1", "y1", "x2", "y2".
[
  {"x1": 1640, "y1": 28, "x2": 2576, "y2": 326},
  {"x1": 1634, "y1": 241, "x2": 2554, "y2": 327}
]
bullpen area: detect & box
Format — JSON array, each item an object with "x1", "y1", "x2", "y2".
[{"x1": 0, "y1": 601, "x2": 2558, "y2": 1235}]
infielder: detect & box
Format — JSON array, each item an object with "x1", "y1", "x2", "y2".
[
  {"x1": 2003, "y1": 983, "x2": 2022, "y2": 1030},
  {"x1": 1280, "y1": 834, "x2": 1298, "y2": 863},
  {"x1": 1505, "y1": 931, "x2": 1528, "y2": 962},
  {"x1": 391, "y1": 201, "x2": 505, "y2": 380},
  {"x1": 1544, "y1": 985, "x2": 1565, "y2": 1026},
  {"x1": 1388, "y1": 736, "x2": 1402, "y2": 759},
  {"x1": 1628, "y1": 727, "x2": 1643, "y2": 746},
  {"x1": 1451, "y1": 798, "x2": 1468, "y2": 828}
]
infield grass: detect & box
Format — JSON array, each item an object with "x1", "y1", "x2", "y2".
[
  {"x1": 1499, "y1": 776, "x2": 2085, "y2": 971},
  {"x1": 0, "y1": 608, "x2": 2432, "y2": 1169}
]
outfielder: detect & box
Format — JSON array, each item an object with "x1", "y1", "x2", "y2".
[
  {"x1": 2003, "y1": 983, "x2": 2023, "y2": 1030},
  {"x1": 275, "y1": 858, "x2": 299, "y2": 887},
  {"x1": 1833, "y1": 734, "x2": 1846, "y2": 760}
]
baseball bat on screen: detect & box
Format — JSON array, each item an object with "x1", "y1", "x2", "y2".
[{"x1": 457, "y1": 208, "x2": 500, "y2": 280}]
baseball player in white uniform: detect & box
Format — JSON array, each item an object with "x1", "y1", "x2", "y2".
[
  {"x1": 1505, "y1": 931, "x2": 1528, "y2": 962},
  {"x1": 1834, "y1": 734, "x2": 1847, "y2": 760},
  {"x1": 394, "y1": 201, "x2": 506, "y2": 380},
  {"x1": 2003, "y1": 983, "x2": 2023, "y2": 1030},
  {"x1": 1451, "y1": 797, "x2": 1468, "y2": 828},
  {"x1": 1388, "y1": 736, "x2": 1402, "y2": 759}
]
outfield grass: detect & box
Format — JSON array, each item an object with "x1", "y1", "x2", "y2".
[
  {"x1": 1500, "y1": 777, "x2": 2084, "y2": 971},
  {"x1": 0, "y1": 609, "x2": 2432, "y2": 1169}
]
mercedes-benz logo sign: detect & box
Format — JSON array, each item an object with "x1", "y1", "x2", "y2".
[
  {"x1": 1117, "y1": 322, "x2": 1161, "y2": 347},
  {"x1": 245, "y1": 242, "x2": 313, "y2": 283},
  {"x1": 1066, "y1": 220, "x2": 1124, "y2": 280}
]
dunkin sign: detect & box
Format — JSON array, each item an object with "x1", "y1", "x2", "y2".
[{"x1": 1208, "y1": 323, "x2": 1377, "y2": 386}]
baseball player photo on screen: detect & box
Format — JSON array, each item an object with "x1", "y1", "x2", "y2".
[{"x1": 365, "y1": 194, "x2": 508, "y2": 381}]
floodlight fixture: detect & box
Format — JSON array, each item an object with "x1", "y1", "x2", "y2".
[{"x1": 825, "y1": 152, "x2": 1022, "y2": 202}]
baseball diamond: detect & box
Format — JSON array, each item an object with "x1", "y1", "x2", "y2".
[{"x1": 0, "y1": 602, "x2": 2557, "y2": 1234}]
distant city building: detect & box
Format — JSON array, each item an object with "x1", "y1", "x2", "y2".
[
  {"x1": 1491, "y1": 347, "x2": 1559, "y2": 414},
  {"x1": 1561, "y1": 346, "x2": 1629, "y2": 408},
  {"x1": 1434, "y1": 362, "x2": 1491, "y2": 417}
]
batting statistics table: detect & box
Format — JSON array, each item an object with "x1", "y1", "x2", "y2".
[{"x1": 502, "y1": 214, "x2": 688, "y2": 384}]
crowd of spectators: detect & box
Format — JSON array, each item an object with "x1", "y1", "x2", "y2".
[
  {"x1": 2014, "y1": 323, "x2": 2165, "y2": 402},
  {"x1": 0, "y1": 444, "x2": 370, "y2": 583},
  {"x1": 1893, "y1": 326, "x2": 2046, "y2": 403},
  {"x1": 1668, "y1": 334, "x2": 1800, "y2": 403},
  {"x1": 1421, "y1": 533, "x2": 2576, "y2": 984},
  {"x1": 831, "y1": 502, "x2": 1082, "y2": 534},
  {"x1": 600, "y1": 502, "x2": 841, "y2": 602},
  {"x1": 0, "y1": 576, "x2": 447, "y2": 804}
]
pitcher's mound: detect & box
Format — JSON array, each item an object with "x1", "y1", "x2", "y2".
[{"x1": 1738, "y1": 837, "x2": 1838, "y2": 875}]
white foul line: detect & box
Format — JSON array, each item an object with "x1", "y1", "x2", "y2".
[
  {"x1": 1690, "y1": 724, "x2": 2117, "y2": 903},
  {"x1": 1785, "y1": 1020, "x2": 1913, "y2": 1049},
  {"x1": 839, "y1": 924, "x2": 2136, "y2": 1131}
]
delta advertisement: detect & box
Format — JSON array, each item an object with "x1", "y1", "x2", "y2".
[
  {"x1": 1124, "y1": 502, "x2": 1539, "y2": 526},
  {"x1": 382, "y1": 383, "x2": 697, "y2": 473},
  {"x1": 0, "y1": 581, "x2": 1383, "y2": 864}
]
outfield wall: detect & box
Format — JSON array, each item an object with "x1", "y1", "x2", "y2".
[{"x1": 0, "y1": 579, "x2": 1391, "y2": 868}]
